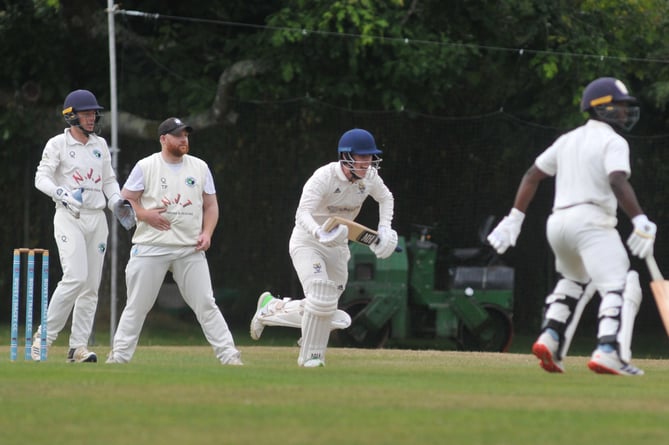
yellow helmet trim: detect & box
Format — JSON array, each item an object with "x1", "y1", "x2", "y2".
[{"x1": 590, "y1": 95, "x2": 613, "y2": 107}]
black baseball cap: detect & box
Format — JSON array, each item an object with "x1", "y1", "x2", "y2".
[{"x1": 158, "y1": 117, "x2": 193, "y2": 136}]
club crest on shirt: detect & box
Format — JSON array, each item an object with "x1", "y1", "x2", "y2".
[
  {"x1": 185, "y1": 176, "x2": 196, "y2": 187},
  {"x1": 357, "y1": 181, "x2": 366, "y2": 194},
  {"x1": 92, "y1": 149, "x2": 102, "y2": 158},
  {"x1": 313, "y1": 262, "x2": 322, "y2": 274}
]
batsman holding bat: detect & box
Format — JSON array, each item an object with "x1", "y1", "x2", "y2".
[
  {"x1": 488, "y1": 77, "x2": 654, "y2": 376},
  {"x1": 32, "y1": 89, "x2": 135, "y2": 363},
  {"x1": 250, "y1": 128, "x2": 398, "y2": 367}
]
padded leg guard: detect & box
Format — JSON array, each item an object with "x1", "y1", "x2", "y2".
[
  {"x1": 559, "y1": 282, "x2": 596, "y2": 358},
  {"x1": 542, "y1": 278, "x2": 592, "y2": 360},
  {"x1": 617, "y1": 271, "x2": 641, "y2": 362},
  {"x1": 257, "y1": 298, "x2": 351, "y2": 330},
  {"x1": 298, "y1": 279, "x2": 340, "y2": 366},
  {"x1": 597, "y1": 290, "x2": 624, "y2": 346}
]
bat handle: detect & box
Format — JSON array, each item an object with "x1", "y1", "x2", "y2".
[{"x1": 646, "y1": 255, "x2": 664, "y2": 281}]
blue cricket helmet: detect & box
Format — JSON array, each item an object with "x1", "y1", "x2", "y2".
[{"x1": 337, "y1": 129, "x2": 383, "y2": 156}]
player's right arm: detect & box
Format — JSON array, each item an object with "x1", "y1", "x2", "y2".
[
  {"x1": 512, "y1": 165, "x2": 550, "y2": 212},
  {"x1": 34, "y1": 137, "x2": 61, "y2": 197},
  {"x1": 488, "y1": 164, "x2": 550, "y2": 254},
  {"x1": 122, "y1": 163, "x2": 170, "y2": 231},
  {"x1": 295, "y1": 170, "x2": 328, "y2": 237},
  {"x1": 122, "y1": 188, "x2": 169, "y2": 231}
]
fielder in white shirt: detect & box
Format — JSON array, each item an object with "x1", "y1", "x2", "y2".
[
  {"x1": 250, "y1": 128, "x2": 398, "y2": 367},
  {"x1": 107, "y1": 117, "x2": 242, "y2": 366},
  {"x1": 488, "y1": 77, "x2": 655, "y2": 376}
]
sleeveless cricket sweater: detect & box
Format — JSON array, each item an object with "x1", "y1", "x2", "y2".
[{"x1": 132, "y1": 153, "x2": 208, "y2": 246}]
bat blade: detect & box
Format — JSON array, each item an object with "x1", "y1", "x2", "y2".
[
  {"x1": 650, "y1": 280, "x2": 669, "y2": 337},
  {"x1": 646, "y1": 255, "x2": 669, "y2": 337}
]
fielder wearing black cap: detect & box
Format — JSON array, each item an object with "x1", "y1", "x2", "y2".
[{"x1": 158, "y1": 117, "x2": 193, "y2": 136}]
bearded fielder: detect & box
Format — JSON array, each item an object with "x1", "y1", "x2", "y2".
[
  {"x1": 488, "y1": 77, "x2": 654, "y2": 376},
  {"x1": 250, "y1": 128, "x2": 398, "y2": 367},
  {"x1": 107, "y1": 117, "x2": 241, "y2": 366}
]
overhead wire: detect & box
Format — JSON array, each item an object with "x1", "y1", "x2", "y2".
[
  {"x1": 115, "y1": 8, "x2": 669, "y2": 65},
  {"x1": 112, "y1": 7, "x2": 669, "y2": 136}
]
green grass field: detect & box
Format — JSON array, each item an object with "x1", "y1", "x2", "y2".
[{"x1": 2, "y1": 342, "x2": 669, "y2": 445}]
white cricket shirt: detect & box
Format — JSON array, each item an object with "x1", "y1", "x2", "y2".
[{"x1": 535, "y1": 119, "x2": 631, "y2": 216}]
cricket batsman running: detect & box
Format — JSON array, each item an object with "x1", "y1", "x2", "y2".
[
  {"x1": 488, "y1": 77, "x2": 655, "y2": 376},
  {"x1": 250, "y1": 128, "x2": 398, "y2": 367}
]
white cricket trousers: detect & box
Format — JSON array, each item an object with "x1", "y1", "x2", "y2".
[
  {"x1": 547, "y1": 205, "x2": 629, "y2": 293},
  {"x1": 289, "y1": 233, "x2": 350, "y2": 293},
  {"x1": 112, "y1": 245, "x2": 239, "y2": 363},
  {"x1": 40, "y1": 208, "x2": 108, "y2": 349}
]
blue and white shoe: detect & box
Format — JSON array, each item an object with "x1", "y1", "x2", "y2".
[{"x1": 588, "y1": 347, "x2": 644, "y2": 376}]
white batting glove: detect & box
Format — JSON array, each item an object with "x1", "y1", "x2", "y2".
[
  {"x1": 54, "y1": 186, "x2": 82, "y2": 219},
  {"x1": 627, "y1": 214, "x2": 656, "y2": 259},
  {"x1": 370, "y1": 226, "x2": 398, "y2": 259},
  {"x1": 315, "y1": 224, "x2": 349, "y2": 247},
  {"x1": 487, "y1": 208, "x2": 525, "y2": 254}
]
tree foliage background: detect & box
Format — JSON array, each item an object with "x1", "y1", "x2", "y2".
[{"x1": 3, "y1": 0, "x2": 669, "y2": 340}]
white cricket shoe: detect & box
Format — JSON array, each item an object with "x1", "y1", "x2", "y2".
[
  {"x1": 67, "y1": 346, "x2": 97, "y2": 363},
  {"x1": 531, "y1": 331, "x2": 564, "y2": 373},
  {"x1": 302, "y1": 358, "x2": 325, "y2": 368},
  {"x1": 31, "y1": 332, "x2": 45, "y2": 362},
  {"x1": 588, "y1": 348, "x2": 644, "y2": 376},
  {"x1": 105, "y1": 350, "x2": 127, "y2": 364},
  {"x1": 250, "y1": 292, "x2": 276, "y2": 340},
  {"x1": 221, "y1": 352, "x2": 244, "y2": 366}
]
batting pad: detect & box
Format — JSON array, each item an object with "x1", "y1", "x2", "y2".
[
  {"x1": 298, "y1": 279, "x2": 339, "y2": 366},
  {"x1": 259, "y1": 298, "x2": 351, "y2": 330},
  {"x1": 618, "y1": 271, "x2": 641, "y2": 362}
]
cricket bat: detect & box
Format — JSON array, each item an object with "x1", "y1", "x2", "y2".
[
  {"x1": 645, "y1": 255, "x2": 669, "y2": 337},
  {"x1": 323, "y1": 216, "x2": 379, "y2": 246}
]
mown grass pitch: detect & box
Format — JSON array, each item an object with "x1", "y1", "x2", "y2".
[{"x1": 1, "y1": 345, "x2": 669, "y2": 445}]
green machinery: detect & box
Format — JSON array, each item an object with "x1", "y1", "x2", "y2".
[{"x1": 333, "y1": 220, "x2": 515, "y2": 352}]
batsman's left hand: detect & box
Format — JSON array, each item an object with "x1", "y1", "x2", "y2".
[
  {"x1": 627, "y1": 214, "x2": 656, "y2": 259},
  {"x1": 370, "y1": 226, "x2": 398, "y2": 259},
  {"x1": 487, "y1": 208, "x2": 525, "y2": 254}
]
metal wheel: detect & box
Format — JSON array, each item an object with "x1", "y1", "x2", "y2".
[
  {"x1": 459, "y1": 305, "x2": 514, "y2": 352},
  {"x1": 331, "y1": 299, "x2": 391, "y2": 349}
]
